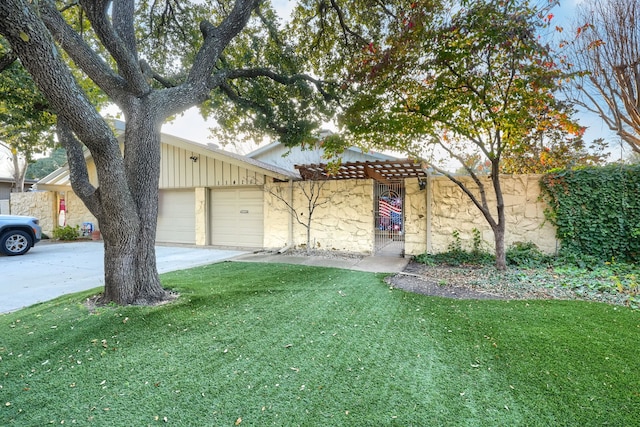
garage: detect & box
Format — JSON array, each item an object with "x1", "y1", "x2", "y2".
[
  {"x1": 210, "y1": 188, "x2": 263, "y2": 248},
  {"x1": 156, "y1": 189, "x2": 196, "y2": 244}
]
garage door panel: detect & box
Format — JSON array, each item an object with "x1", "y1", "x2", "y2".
[
  {"x1": 157, "y1": 190, "x2": 195, "y2": 244},
  {"x1": 210, "y1": 188, "x2": 263, "y2": 247}
]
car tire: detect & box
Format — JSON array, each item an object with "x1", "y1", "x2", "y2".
[{"x1": 0, "y1": 230, "x2": 33, "y2": 256}]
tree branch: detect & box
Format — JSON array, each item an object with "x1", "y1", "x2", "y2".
[
  {"x1": 39, "y1": 0, "x2": 128, "y2": 98},
  {"x1": 212, "y1": 67, "x2": 336, "y2": 101},
  {"x1": 79, "y1": 0, "x2": 149, "y2": 96},
  {"x1": 188, "y1": 0, "x2": 261, "y2": 86},
  {"x1": 56, "y1": 118, "x2": 102, "y2": 219}
]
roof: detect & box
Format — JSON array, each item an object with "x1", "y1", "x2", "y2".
[
  {"x1": 295, "y1": 159, "x2": 428, "y2": 182},
  {"x1": 37, "y1": 125, "x2": 299, "y2": 189},
  {"x1": 247, "y1": 140, "x2": 397, "y2": 163}
]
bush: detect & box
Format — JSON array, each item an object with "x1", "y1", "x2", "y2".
[
  {"x1": 415, "y1": 229, "x2": 495, "y2": 266},
  {"x1": 506, "y1": 242, "x2": 552, "y2": 268},
  {"x1": 414, "y1": 249, "x2": 494, "y2": 267},
  {"x1": 52, "y1": 225, "x2": 80, "y2": 241}
]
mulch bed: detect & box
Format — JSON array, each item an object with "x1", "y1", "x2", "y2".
[{"x1": 385, "y1": 261, "x2": 508, "y2": 300}]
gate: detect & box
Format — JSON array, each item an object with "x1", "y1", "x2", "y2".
[{"x1": 374, "y1": 181, "x2": 404, "y2": 256}]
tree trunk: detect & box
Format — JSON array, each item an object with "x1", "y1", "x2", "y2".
[
  {"x1": 94, "y1": 104, "x2": 168, "y2": 305},
  {"x1": 491, "y1": 169, "x2": 507, "y2": 271},
  {"x1": 123, "y1": 107, "x2": 167, "y2": 304},
  {"x1": 10, "y1": 150, "x2": 27, "y2": 192},
  {"x1": 493, "y1": 224, "x2": 507, "y2": 271}
]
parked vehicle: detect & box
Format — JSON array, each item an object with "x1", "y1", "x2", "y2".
[{"x1": 0, "y1": 215, "x2": 43, "y2": 256}]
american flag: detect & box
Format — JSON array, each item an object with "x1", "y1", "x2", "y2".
[{"x1": 379, "y1": 198, "x2": 401, "y2": 218}]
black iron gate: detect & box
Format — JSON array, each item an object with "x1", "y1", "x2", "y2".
[{"x1": 374, "y1": 181, "x2": 404, "y2": 256}]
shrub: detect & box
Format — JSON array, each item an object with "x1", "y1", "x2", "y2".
[
  {"x1": 414, "y1": 250, "x2": 495, "y2": 266},
  {"x1": 506, "y1": 242, "x2": 552, "y2": 268},
  {"x1": 416, "y1": 229, "x2": 495, "y2": 266},
  {"x1": 52, "y1": 225, "x2": 80, "y2": 241}
]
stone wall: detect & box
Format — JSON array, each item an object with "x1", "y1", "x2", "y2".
[
  {"x1": 10, "y1": 190, "x2": 98, "y2": 236},
  {"x1": 404, "y1": 178, "x2": 429, "y2": 256},
  {"x1": 10, "y1": 191, "x2": 56, "y2": 235},
  {"x1": 266, "y1": 174, "x2": 555, "y2": 256},
  {"x1": 265, "y1": 179, "x2": 375, "y2": 254},
  {"x1": 428, "y1": 174, "x2": 557, "y2": 254},
  {"x1": 63, "y1": 191, "x2": 99, "y2": 233}
]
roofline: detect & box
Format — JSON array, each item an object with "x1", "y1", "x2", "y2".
[
  {"x1": 0, "y1": 177, "x2": 37, "y2": 184},
  {"x1": 246, "y1": 141, "x2": 399, "y2": 162},
  {"x1": 38, "y1": 124, "x2": 299, "y2": 187}
]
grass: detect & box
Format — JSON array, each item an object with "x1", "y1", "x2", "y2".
[{"x1": 1, "y1": 262, "x2": 639, "y2": 426}]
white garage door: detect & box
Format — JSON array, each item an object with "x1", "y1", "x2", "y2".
[
  {"x1": 210, "y1": 188, "x2": 263, "y2": 248},
  {"x1": 156, "y1": 190, "x2": 195, "y2": 244}
]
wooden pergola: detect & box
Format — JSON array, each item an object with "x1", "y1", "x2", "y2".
[{"x1": 295, "y1": 159, "x2": 428, "y2": 182}]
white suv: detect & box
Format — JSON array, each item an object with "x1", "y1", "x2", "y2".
[{"x1": 0, "y1": 215, "x2": 43, "y2": 256}]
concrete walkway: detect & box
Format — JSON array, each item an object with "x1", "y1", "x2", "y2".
[{"x1": 233, "y1": 252, "x2": 410, "y2": 273}]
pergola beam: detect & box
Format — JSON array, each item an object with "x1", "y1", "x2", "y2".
[{"x1": 295, "y1": 159, "x2": 428, "y2": 182}]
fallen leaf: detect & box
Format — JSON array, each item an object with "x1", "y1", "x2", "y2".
[{"x1": 235, "y1": 417, "x2": 242, "y2": 425}]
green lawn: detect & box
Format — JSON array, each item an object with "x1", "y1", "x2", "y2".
[{"x1": 1, "y1": 262, "x2": 638, "y2": 426}]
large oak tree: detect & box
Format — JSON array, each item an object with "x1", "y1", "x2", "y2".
[{"x1": 0, "y1": 0, "x2": 336, "y2": 305}]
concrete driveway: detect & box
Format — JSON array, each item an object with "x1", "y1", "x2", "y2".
[{"x1": 0, "y1": 240, "x2": 246, "y2": 313}]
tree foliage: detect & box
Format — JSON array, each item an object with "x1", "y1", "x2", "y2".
[
  {"x1": 25, "y1": 147, "x2": 67, "y2": 179},
  {"x1": 0, "y1": 39, "x2": 56, "y2": 190},
  {"x1": 329, "y1": 0, "x2": 582, "y2": 269},
  {"x1": 500, "y1": 135, "x2": 609, "y2": 174},
  {"x1": 568, "y1": 0, "x2": 640, "y2": 154}
]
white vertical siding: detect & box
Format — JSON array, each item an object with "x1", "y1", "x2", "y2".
[{"x1": 159, "y1": 143, "x2": 266, "y2": 189}]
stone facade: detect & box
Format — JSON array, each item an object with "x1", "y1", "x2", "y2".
[
  {"x1": 404, "y1": 178, "x2": 429, "y2": 256},
  {"x1": 10, "y1": 191, "x2": 57, "y2": 235},
  {"x1": 428, "y1": 174, "x2": 557, "y2": 254},
  {"x1": 10, "y1": 190, "x2": 97, "y2": 236},
  {"x1": 265, "y1": 174, "x2": 556, "y2": 256},
  {"x1": 14, "y1": 173, "x2": 557, "y2": 256},
  {"x1": 265, "y1": 179, "x2": 375, "y2": 253}
]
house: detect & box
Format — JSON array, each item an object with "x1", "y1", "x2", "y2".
[{"x1": 10, "y1": 124, "x2": 557, "y2": 257}]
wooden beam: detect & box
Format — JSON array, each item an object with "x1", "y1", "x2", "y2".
[{"x1": 364, "y1": 164, "x2": 389, "y2": 183}]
